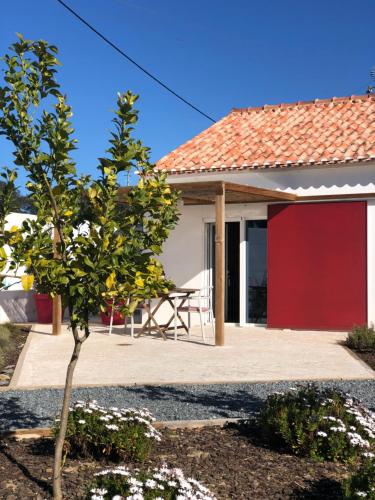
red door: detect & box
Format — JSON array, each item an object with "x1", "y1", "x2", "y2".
[{"x1": 267, "y1": 201, "x2": 367, "y2": 330}]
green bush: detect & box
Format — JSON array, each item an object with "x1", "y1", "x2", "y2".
[
  {"x1": 86, "y1": 465, "x2": 217, "y2": 500},
  {"x1": 54, "y1": 401, "x2": 161, "y2": 462},
  {"x1": 0, "y1": 324, "x2": 11, "y2": 366},
  {"x1": 343, "y1": 456, "x2": 375, "y2": 499},
  {"x1": 258, "y1": 385, "x2": 375, "y2": 463},
  {"x1": 346, "y1": 325, "x2": 375, "y2": 351}
]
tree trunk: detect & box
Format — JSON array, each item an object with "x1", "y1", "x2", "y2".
[{"x1": 52, "y1": 334, "x2": 82, "y2": 499}]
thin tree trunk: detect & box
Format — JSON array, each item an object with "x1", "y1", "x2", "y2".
[{"x1": 52, "y1": 332, "x2": 82, "y2": 499}]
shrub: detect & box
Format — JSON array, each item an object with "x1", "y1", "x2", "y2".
[
  {"x1": 54, "y1": 401, "x2": 161, "y2": 462},
  {"x1": 86, "y1": 465, "x2": 217, "y2": 500},
  {"x1": 0, "y1": 324, "x2": 11, "y2": 366},
  {"x1": 346, "y1": 325, "x2": 375, "y2": 351},
  {"x1": 343, "y1": 456, "x2": 375, "y2": 499},
  {"x1": 258, "y1": 385, "x2": 375, "y2": 463}
]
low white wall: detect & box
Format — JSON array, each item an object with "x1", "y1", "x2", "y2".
[
  {"x1": 1, "y1": 212, "x2": 37, "y2": 323},
  {"x1": 0, "y1": 290, "x2": 36, "y2": 323}
]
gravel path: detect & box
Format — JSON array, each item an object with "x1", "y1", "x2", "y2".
[{"x1": 0, "y1": 379, "x2": 374, "y2": 430}]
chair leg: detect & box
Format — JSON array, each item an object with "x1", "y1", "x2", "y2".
[
  {"x1": 187, "y1": 311, "x2": 191, "y2": 337},
  {"x1": 199, "y1": 309, "x2": 206, "y2": 342},
  {"x1": 108, "y1": 306, "x2": 114, "y2": 336},
  {"x1": 130, "y1": 315, "x2": 134, "y2": 338}
]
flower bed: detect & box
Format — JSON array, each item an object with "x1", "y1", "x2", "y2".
[
  {"x1": 55, "y1": 401, "x2": 161, "y2": 462},
  {"x1": 0, "y1": 425, "x2": 349, "y2": 499},
  {"x1": 258, "y1": 385, "x2": 375, "y2": 463},
  {"x1": 87, "y1": 465, "x2": 216, "y2": 500},
  {"x1": 343, "y1": 456, "x2": 375, "y2": 499}
]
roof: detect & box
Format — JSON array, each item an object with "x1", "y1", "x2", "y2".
[{"x1": 156, "y1": 94, "x2": 375, "y2": 174}]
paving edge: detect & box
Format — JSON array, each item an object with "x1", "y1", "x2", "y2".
[
  {"x1": 0, "y1": 418, "x2": 242, "y2": 440},
  {"x1": 342, "y1": 345, "x2": 375, "y2": 375}
]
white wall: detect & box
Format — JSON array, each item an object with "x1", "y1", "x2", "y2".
[
  {"x1": 169, "y1": 162, "x2": 375, "y2": 197},
  {"x1": 158, "y1": 202, "x2": 268, "y2": 326},
  {"x1": 0, "y1": 290, "x2": 37, "y2": 323}
]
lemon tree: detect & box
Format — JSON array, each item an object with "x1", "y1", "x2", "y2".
[{"x1": 0, "y1": 35, "x2": 179, "y2": 499}]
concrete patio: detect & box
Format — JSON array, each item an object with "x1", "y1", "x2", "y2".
[{"x1": 10, "y1": 323, "x2": 374, "y2": 389}]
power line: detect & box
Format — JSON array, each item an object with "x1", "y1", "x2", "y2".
[{"x1": 55, "y1": 0, "x2": 216, "y2": 123}]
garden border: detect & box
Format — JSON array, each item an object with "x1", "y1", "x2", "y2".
[{"x1": 0, "y1": 417, "x2": 242, "y2": 440}]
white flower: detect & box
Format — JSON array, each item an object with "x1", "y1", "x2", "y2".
[
  {"x1": 355, "y1": 492, "x2": 367, "y2": 497},
  {"x1": 317, "y1": 431, "x2": 327, "y2": 437},
  {"x1": 145, "y1": 479, "x2": 157, "y2": 489},
  {"x1": 78, "y1": 419, "x2": 86, "y2": 424},
  {"x1": 90, "y1": 488, "x2": 108, "y2": 495},
  {"x1": 105, "y1": 424, "x2": 119, "y2": 431}
]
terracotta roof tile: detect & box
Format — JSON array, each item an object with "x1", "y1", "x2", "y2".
[{"x1": 156, "y1": 95, "x2": 375, "y2": 173}]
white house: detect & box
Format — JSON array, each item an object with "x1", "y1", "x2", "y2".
[{"x1": 153, "y1": 94, "x2": 375, "y2": 337}]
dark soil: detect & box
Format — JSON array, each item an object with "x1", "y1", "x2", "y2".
[
  {"x1": 0, "y1": 424, "x2": 352, "y2": 499},
  {"x1": 0, "y1": 325, "x2": 30, "y2": 386},
  {"x1": 349, "y1": 349, "x2": 375, "y2": 371}
]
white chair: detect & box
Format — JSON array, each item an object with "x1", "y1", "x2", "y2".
[
  {"x1": 177, "y1": 287, "x2": 214, "y2": 341},
  {"x1": 107, "y1": 299, "x2": 140, "y2": 338}
]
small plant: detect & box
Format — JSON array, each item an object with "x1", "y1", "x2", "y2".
[
  {"x1": 0, "y1": 323, "x2": 20, "y2": 367},
  {"x1": 54, "y1": 401, "x2": 161, "y2": 462},
  {"x1": 86, "y1": 464, "x2": 217, "y2": 500},
  {"x1": 343, "y1": 456, "x2": 375, "y2": 499},
  {"x1": 258, "y1": 385, "x2": 375, "y2": 463},
  {"x1": 346, "y1": 325, "x2": 375, "y2": 352},
  {"x1": 0, "y1": 325, "x2": 11, "y2": 366}
]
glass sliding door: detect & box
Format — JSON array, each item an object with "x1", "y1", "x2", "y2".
[
  {"x1": 206, "y1": 222, "x2": 240, "y2": 323},
  {"x1": 246, "y1": 220, "x2": 267, "y2": 323}
]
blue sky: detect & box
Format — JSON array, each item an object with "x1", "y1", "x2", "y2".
[{"x1": 1, "y1": 0, "x2": 375, "y2": 189}]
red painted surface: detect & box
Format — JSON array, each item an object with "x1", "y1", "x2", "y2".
[
  {"x1": 267, "y1": 202, "x2": 367, "y2": 330},
  {"x1": 34, "y1": 293, "x2": 53, "y2": 324},
  {"x1": 100, "y1": 300, "x2": 126, "y2": 326}
]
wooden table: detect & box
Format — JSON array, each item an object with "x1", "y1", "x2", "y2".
[{"x1": 136, "y1": 287, "x2": 198, "y2": 340}]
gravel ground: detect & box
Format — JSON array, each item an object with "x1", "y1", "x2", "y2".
[{"x1": 0, "y1": 379, "x2": 374, "y2": 430}]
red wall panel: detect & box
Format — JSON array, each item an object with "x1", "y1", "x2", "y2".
[{"x1": 267, "y1": 202, "x2": 367, "y2": 330}]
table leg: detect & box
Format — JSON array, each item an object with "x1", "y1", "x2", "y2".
[
  {"x1": 136, "y1": 298, "x2": 167, "y2": 340},
  {"x1": 165, "y1": 295, "x2": 191, "y2": 335}
]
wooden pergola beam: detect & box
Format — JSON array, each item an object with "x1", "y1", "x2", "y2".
[
  {"x1": 214, "y1": 182, "x2": 225, "y2": 346},
  {"x1": 223, "y1": 182, "x2": 298, "y2": 201}
]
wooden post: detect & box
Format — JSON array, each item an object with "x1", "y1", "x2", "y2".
[
  {"x1": 215, "y1": 183, "x2": 225, "y2": 346},
  {"x1": 52, "y1": 227, "x2": 62, "y2": 335}
]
